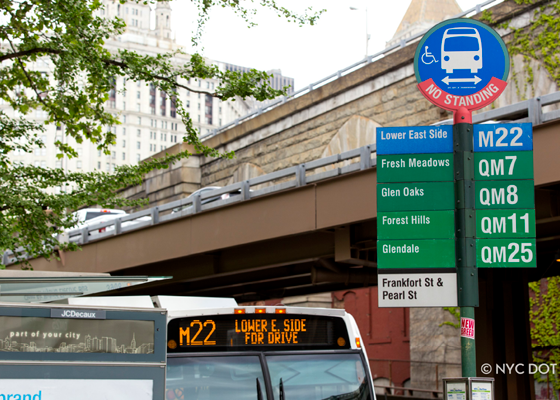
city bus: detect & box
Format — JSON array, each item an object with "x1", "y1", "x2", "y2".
[
  {"x1": 68, "y1": 296, "x2": 376, "y2": 400},
  {"x1": 163, "y1": 304, "x2": 374, "y2": 400}
]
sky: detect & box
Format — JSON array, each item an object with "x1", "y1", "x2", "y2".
[{"x1": 169, "y1": 0, "x2": 499, "y2": 91}]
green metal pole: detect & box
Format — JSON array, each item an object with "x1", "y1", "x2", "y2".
[
  {"x1": 460, "y1": 306, "x2": 477, "y2": 377},
  {"x1": 453, "y1": 108, "x2": 478, "y2": 378}
]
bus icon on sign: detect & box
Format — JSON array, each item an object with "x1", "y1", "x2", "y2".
[{"x1": 441, "y1": 28, "x2": 482, "y2": 74}]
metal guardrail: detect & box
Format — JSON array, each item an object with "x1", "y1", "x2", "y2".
[
  {"x1": 200, "y1": 0, "x2": 500, "y2": 141},
  {"x1": 3, "y1": 90, "x2": 559, "y2": 266}
]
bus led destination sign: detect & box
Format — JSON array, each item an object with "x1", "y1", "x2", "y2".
[{"x1": 167, "y1": 314, "x2": 350, "y2": 352}]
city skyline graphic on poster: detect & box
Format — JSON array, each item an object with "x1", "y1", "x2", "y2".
[{"x1": 0, "y1": 316, "x2": 154, "y2": 354}]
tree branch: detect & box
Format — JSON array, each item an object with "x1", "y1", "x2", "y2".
[
  {"x1": 103, "y1": 59, "x2": 218, "y2": 97},
  {"x1": 0, "y1": 47, "x2": 62, "y2": 63},
  {"x1": 1, "y1": 45, "x2": 218, "y2": 97},
  {"x1": 6, "y1": 38, "x2": 50, "y2": 109}
]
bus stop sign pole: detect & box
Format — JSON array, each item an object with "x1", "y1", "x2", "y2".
[
  {"x1": 454, "y1": 106, "x2": 478, "y2": 378},
  {"x1": 413, "y1": 18, "x2": 510, "y2": 378}
]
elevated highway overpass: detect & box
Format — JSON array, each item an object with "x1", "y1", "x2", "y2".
[{"x1": 17, "y1": 92, "x2": 560, "y2": 302}]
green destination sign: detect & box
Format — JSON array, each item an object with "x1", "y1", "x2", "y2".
[
  {"x1": 475, "y1": 180, "x2": 534, "y2": 209},
  {"x1": 474, "y1": 151, "x2": 534, "y2": 180},
  {"x1": 377, "y1": 182, "x2": 455, "y2": 212},
  {"x1": 378, "y1": 211, "x2": 455, "y2": 239},
  {"x1": 475, "y1": 209, "x2": 536, "y2": 238},
  {"x1": 377, "y1": 239, "x2": 455, "y2": 269},
  {"x1": 476, "y1": 238, "x2": 537, "y2": 268},
  {"x1": 377, "y1": 154, "x2": 454, "y2": 183}
]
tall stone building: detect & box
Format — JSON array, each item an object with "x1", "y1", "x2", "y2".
[
  {"x1": 386, "y1": 0, "x2": 462, "y2": 47},
  {"x1": 3, "y1": 1, "x2": 258, "y2": 183}
]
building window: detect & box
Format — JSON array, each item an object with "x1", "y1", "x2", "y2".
[
  {"x1": 137, "y1": 91, "x2": 141, "y2": 99},
  {"x1": 137, "y1": 141, "x2": 141, "y2": 149},
  {"x1": 138, "y1": 117, "x2": 141, "y2": 125},
  {"x1": 123, "y1": 115, "x2": 127, "y2": 123},
  {"x1": 149, "y1": 84, "x2": 156, "y2": 115},
  {"x1": 137, "y1": 104, "x2": 141, "y2": 112},
  {"x1": 122, "y1": 152, "x2": 126, "y2": 160},
  {"x1": 198, "y1": 115, "x2": 200, "y2": 123},
  {"x1": 198, "y1": 103, "x2": 201, "y2": 110},
  {"x1": 112, "y1": 151, "x2": 116, "y2": 159},
  {"x1": 137, "y1": 154, "x2": 140, "y2": 161},
  {"x1": 122, "y1": 101, "x2": 126, "y2": 110},
  {"x1": 160, "y1": 90, "x2": 167, "y2": 116},
  {"x1": 106, "y1": 162, "x2": 110, "y2": 171},
  {"x1": 97, "y1": 161, "x2": 101, "y2": 169},
  {"x1": 77, "y1": 160, "x2": 82, "y2": 169},
  {"x1": 122, "y1": 139, "x2": 126, "y2": 148},
  {"x1": 56, "y1": 161, "x2": 62, "y2": 169},
  {"x1": 137, "y1": 129, "x2": 141, "y2": 137},
  {"x1": 186, "y1": 100, "x2": 190, "y2": 108}
]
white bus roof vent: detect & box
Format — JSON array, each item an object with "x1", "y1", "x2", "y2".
[{"x1": 152, "y1": 295, "x2": 238, "y2": 310}]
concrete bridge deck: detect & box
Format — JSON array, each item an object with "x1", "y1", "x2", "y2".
[{"x1": 18, "y1": 93, "x2": 560, "y2": 302}]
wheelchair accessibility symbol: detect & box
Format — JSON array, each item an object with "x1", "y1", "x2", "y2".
[{"x1": 421, "y1": 46, "x2": 438, "y2": 65}]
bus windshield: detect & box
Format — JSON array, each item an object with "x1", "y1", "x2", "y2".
[
  {"x1": 267, "y1": 353, "x2": 370, "y2": 400},
  {"x1": 167, "y1": 356, "x2": 266, "y2": 400},
  {"x1": 166, "y1": 353, "x2": 372, "y2": 400}
]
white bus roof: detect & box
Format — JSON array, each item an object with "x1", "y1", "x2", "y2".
[
  {"x1": 67, "y1": 295, "x2": 238, "y2": 310},
  {"x1": 65, "y1": 296, "x2": 347, "y2": 319},
  {"x1": 167, "y1": 305, "x2": 347, "y2": 320}
]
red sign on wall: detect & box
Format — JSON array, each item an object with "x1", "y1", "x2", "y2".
[{"x1": 460, "y1": 317, "x2": 475, "y2": 339}]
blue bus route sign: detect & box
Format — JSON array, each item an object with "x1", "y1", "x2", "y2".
[
  {"x1": 376, "y1": 126, "x2": 453, "y2": 155},
  {"x1": 473, "y1": 123, "x2": 533, "y2": 152},
  {"x1": 414, "y1": 18, "x2": 509, "y2": 112}
]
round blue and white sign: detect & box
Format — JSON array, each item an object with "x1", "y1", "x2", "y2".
[{"x1": 414, "y1": 18, "x2": 509, "y2": 112}]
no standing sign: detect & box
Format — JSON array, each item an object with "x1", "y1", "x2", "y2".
[{"x1": 414, "y1": 18, "x2": 510, "y2": 112}]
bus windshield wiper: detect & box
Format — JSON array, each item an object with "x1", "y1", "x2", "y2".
[
  {"x1": 279, "y1": 378, "x2": 285, "y2": 400},
  {"x1": 256, "y1": 378, "x2": 263, "y2": 400}
]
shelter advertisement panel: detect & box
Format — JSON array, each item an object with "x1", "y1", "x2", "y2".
[{"x1": 0, "y1": 315, "x2": 154, "y2": 354}]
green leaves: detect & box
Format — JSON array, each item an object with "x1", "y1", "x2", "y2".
[
  {"x1": 1, "y1": 0, "x2": 318, "y2": 268},
  {"x1": 529, "y1": 277, "x2": 560, "y2": 391}
]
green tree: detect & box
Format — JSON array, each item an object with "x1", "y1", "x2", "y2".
[{"x1": 0, "y1": 0, "x2": 323, "y2": 267}]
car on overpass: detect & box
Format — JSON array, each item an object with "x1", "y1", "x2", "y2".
[{"x1": 172, "y1": 186, "x2": 242, "y2": 214}]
